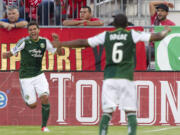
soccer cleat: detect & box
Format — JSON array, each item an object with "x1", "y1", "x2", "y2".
[{"x1": 41, "y1": 127, "x2": 50, "y2": 132}]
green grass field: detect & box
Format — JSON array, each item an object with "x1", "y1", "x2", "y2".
[{"x1": 0, "y1": 125, "x2": 179, "y2": 135}]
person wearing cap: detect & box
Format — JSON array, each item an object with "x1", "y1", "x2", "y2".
[
  {"x1": 0, "y1": 5, "x2": 28, "y2": 31},
  {"x1": 147, "y1": 1, "x2": 175, "y2": 69},
  {"x1": 149, "y1": 1, "x2": 175, "y2": 25},
  {"x1": 55, "y1": 14, "x2": 171, "y2": 135}
]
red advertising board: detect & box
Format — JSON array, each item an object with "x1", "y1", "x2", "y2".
[
  {"x1": 0, "y1": 71, "x2": 180, "y2": 126},
  {"x1": 0, "y1": 27, "x2": 147, "y2": 71}
]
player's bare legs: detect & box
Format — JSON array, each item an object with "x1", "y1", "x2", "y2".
[
  {"x1": 40, "y1": 94, "x2": 50, "y2": 132},
  {"x1": 26, "y1": 102, "x2": 37, "y2": 109},
  {"x1": 40, "y1": 94, "x2": 49, "y2": 104},
  {"x1": 126, "y1": 111, "x2": 137, "y2": 135}
]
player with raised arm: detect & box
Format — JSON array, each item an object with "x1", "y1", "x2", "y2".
[
  {"x1": 2, "y1": 21, "x2": 60, "y2": 132},
  {"x1": 54, "y1": 14, "x2": 171, "y2": 135}
]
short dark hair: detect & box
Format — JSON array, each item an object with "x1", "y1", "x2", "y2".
[
  {"x1": 112, "y1": 14, "x2": 128, "y2": 28},
  {"x1": 27, "y1": 21, "x2": 39, "y2": 29},
  {"x1": 82, "y1": 6, "x2": 91, "y2": 13}
]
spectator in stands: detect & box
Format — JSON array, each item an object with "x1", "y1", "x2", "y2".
[
  {"x1": 0, "y1": 5, "x2": 28, "y2": 31},
  {"x1": 147, "y1": 1, "x2": 175, "y2": 69},
  {"x1": 149, "y1": 1, "x2": 175, "y2": 25},
  {"x1": 63, "y1": 6, "x2": 104, "y2": 26}
]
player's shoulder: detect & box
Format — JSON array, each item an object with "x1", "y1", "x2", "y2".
[
  {"x1": 24, "y1": 36, "x2": 30, "y2": 40},
  {"x1": 17, "y1": 36, "x2": 29, "y2": 44},
  {"x1": 130, "y1": 29, "x2": 141, "y2": 34},
  {"x1": 15, "y1": 37, "x2": 29, "y2": 47},
  {"x1": 130, "y1": 29, "x2": 144, "y2": 38}
]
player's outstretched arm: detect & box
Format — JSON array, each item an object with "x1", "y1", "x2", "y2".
[
  {"x1": 150, "y1": 26, "x2": 171, "y2": 41},
  {"x1": 51, "y1": 33, "x2": 90, "y2": 55},
  {"x1": 2, "y1": 51, "x2": 13, "y2": 58},
  {"x1": 60, "y1": 39, "x2": 89, "y2": 48},
  {"x1": 56, "y1": 39, "x2": 89, "y2": 55}
]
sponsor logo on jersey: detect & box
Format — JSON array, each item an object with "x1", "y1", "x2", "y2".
[
  {"x1": 0, "y1": 91, "x2": 8, "y2": 109},
  {"x1": 40, "y1": 43, "x2": 45, "y2": 48},
  {"x1": 29, "y1": 49, "x2": 42, "y2": 57}
]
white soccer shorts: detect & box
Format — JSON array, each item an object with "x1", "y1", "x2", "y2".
[
  {"x1": 19, "y1": 73, "x2": 50, "y2": 105},
  {"x1": 102, "y1": 79, "x2": 137, "y2": 113}
]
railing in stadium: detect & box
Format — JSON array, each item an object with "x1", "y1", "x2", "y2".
[{"x1": 1, "y1": 0, "x2": 179, "y2": 26}]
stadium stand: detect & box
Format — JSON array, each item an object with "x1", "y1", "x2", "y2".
[
  {"x1": 0, "y1": 0, "x2": 180, "y2": 26},
  {"x1": 92, "y1": 0, "x2": 180, "y2": 26}
]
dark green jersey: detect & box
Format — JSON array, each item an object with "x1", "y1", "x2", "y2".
[
  {"x1": 103, "y1": 28, "x2": 135, "y2": 80},
  {"x1": 11, "y1": 36, "x2": 56, "y2": 78},
  {"x1": 88, "y1": 28, "x2": 151, "y2": 80}
]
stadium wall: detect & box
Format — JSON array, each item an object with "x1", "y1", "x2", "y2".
[
  {"x1": 0, "y1": 27, "x2": 147, "y2": 71},
  {"x1": 0, "y1": 28, "x2": 180, "y2": 126},
  {"x1": 0, "y1": 71, "x2": 180, "y2": 126}
]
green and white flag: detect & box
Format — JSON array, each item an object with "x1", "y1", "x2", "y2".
[{"x1": 155, "y1": 26, "x2": 180, "y2": 70}]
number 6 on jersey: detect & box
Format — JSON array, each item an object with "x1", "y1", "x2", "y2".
[{"x1": 112, "y1": 42, "x2": 124, "y2": 63}]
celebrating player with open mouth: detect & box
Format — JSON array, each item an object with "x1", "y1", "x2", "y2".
[{"x1": 2, "y1": 21, "x2": 61, "y2": 132}]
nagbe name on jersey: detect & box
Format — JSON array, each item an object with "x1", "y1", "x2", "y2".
[{"x1": 110, "y1": 33, "x2": 128, "y2": 41}]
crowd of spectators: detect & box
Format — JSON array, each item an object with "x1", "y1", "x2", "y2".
[
  {"x1": 19, "y1": 0, "x2": 62, "y2": 25},
  {"x1": 2, "y1": 0, "x2": 102, "y2": 26},
  {"x1": 0, "y1": 5, "x2": 27, "y2": 30},
  {"x1": 1, "y1": 0, "x2": 177, "y2": 27}
]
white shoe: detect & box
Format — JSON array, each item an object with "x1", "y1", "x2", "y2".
[{"x1": 41, "y1": 127, "x2": 50, "y2": 132}]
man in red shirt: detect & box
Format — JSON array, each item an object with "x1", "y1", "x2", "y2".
[
  {"x1": 148, "y1": 1, "x2": 175, "y2": 69},
  {"x1": 63, "y1": 6, "x2": 104, "y2": 26},
  {"x1": 149, "y1": 1, "x2": 175, "y2": 26}
]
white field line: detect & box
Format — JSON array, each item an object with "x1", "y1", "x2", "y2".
[
  {"x1": 0, "y1": 130, "x2": 96, "y2": 134},
  {"x1": 143, "y1": 126, "x2": 179, "y2": 133}
]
